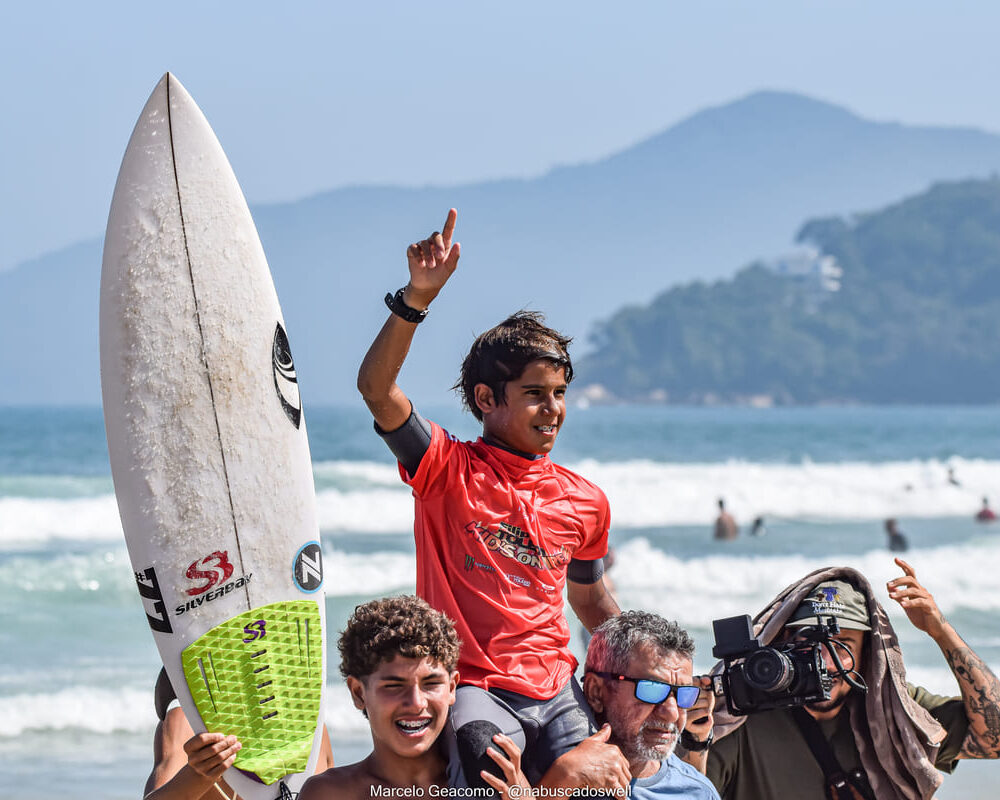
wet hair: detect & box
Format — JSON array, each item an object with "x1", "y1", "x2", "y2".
[
  {"x1": 454, "y1": 311, "x2": 573, "y2": 421},
  {"x1": 338, "y1": 595, "x2": 461, "y2": 680},
  {"x1": 585, "y1": 611, "x2": 695, "y2": 675}
]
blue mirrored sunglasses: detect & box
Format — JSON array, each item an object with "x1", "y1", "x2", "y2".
[{"x1": 592, "y1": 671, "x2": 701, "y2": 708}]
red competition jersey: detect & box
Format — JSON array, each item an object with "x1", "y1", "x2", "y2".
[{"x1": 402, "y1": 422, "x2": 610, "y2": 700}]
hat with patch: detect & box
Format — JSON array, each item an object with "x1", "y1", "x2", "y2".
[{"x1": 785, "y1": 580, "x2": 872, "y2": 632}]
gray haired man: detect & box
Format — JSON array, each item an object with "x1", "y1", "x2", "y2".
[{"x1": 581, "y1": 611, "x2": 721, "y2": 799}]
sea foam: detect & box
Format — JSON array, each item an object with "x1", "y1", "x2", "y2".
[
  {"x1": 612, "y1": 536, "x2": 1000, "y2": 627},
  {"x1": 0, "y1": 682, "x2": 386, "y2": 738},
  {"x1": 2, "y1": 456, "x2": 997, "y2": 545}
]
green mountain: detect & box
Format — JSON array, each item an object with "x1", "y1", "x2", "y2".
[{"x1": 579, "y1": 179, "x2": 1000, "y2": 404}]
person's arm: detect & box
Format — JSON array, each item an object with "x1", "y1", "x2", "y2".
[
  {"x1": 567, "y1": 574, "x2": 620, "y2": 633},
  {"x1": 357, "y1": 208, "x2": 461, "y2": 433},
  {"x1": 478, "y1": 732, "x2": 533, "y2": 799},
  {"x1": 143, "y1": 709, "x2": 241, "y2": 800},
  {"x1": 318, "y1": 725, "x2": 334, "y2": 770},
  {"x1": 299, "y1": 769, "x2": 357, "y2": 800},
  {"x1": 887, "y1": 557, "x2": 1000, "y2": 759},
  {"x1": 678, "y1": 675, "x2": 716, "y2": 774},
  {"x1": 536, "y1": 724, "x2": 632, "y2": 793}
]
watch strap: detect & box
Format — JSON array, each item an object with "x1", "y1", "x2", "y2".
[
  {"x1": 384, "y1": 288, "x2": 428, "y2": 323},
  {"x1": 680, "y1": 728, "x2": 714, "y2": 752}
]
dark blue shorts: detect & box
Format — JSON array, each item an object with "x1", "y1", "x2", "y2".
[{"x1": 444, "y1": 677, "x2": 597, "y2": 788}]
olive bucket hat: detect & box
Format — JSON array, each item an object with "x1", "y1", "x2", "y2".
[{"x1": 785, "y1": 579, "x2": 872, "y2": 632}]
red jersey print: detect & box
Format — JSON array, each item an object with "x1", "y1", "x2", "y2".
[{"x1": 402, "y1": 422, "x2": 610, "y2": 699}]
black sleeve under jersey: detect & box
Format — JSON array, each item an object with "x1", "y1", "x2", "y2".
[
  {"x1": 567, "y1": 557, "x2": 605, "y2": 584},
  {"x1": 375, "y1": 407, "x2": 432, "y2": 478}
]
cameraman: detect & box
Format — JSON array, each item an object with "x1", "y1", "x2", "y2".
[{"x1": 694, "y1": 559, "x2": 1000, "y2": 800}]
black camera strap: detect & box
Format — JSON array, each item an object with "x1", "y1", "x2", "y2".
[{"x1": 790, "y1": 708, "x2": 874, "y2": 800}]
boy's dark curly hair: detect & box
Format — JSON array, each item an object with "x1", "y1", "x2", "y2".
[
  {"x1": 454, "y1": 311, "x2": 573, "y2": 421},
  {"x1": 338, "y1": 595, "x2": 461, "y2": 680}
]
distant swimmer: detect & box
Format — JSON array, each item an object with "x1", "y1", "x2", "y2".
[
  {"x1": 947, "y1": 466, "x2": 961, "y2": 487},
  {"x1": 975, "y1": 497, "x2": 997, "y2": 523},
  {"x1": 714, "y1": 498, "x2": 739, "y2": 540},
  {"x1": 884, "y1": 517, "x2": 909, "y2": 552},
  {"x1": 750, "y1": 516, "x2": 766, "y2": 537}
]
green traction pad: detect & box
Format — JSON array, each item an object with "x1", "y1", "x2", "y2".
[{"x1": 182, "y1": 600, "x2": 323, "y2": 785}]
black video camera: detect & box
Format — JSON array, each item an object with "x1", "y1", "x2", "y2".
[{"x1": 711, "y1": 614, "x2": 844, "y2": 716}]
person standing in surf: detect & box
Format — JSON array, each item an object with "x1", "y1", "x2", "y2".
[
  {"x1": 713, "y1": 498, "x2": 739, "y2": 540},
  {"x1": 357, "y1": 208, "x2": 623, "y2": 790}
]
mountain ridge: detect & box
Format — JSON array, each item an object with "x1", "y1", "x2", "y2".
[{"x1": 7, "y1": 90, "x2": 1000, "y2": 405}]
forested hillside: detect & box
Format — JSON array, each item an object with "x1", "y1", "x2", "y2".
[{"x1": 579, "y1": 179, "x2": 1000, "y2": 404}]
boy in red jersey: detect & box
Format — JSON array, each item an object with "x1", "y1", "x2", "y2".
[{"x1": 357, "y1": 209, "x2": 622, "y2": 789}]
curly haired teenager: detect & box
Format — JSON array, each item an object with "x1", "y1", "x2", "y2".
[{"x1": 299, "y1": 596, "x2": 526, "y2": 799}]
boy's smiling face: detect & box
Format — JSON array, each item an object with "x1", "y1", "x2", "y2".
[
  {"x1": 475, "y1": 360, "x2": 567, "y2": 455},
  {"x1": 349, "y1": 655, "x2": 458, "y2": 759}
]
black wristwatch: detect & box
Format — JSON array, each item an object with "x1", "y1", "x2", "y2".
[
  {"x1": 681, "y1": 728, "x2": 714, "y2": 752},
  {"x1": 384, "y1": 287, "x2": 429, "y2": 323}
]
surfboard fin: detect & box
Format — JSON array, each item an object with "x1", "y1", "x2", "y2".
[{"x1": 181, "y1": 600, "x2": 323, "y2": 785}]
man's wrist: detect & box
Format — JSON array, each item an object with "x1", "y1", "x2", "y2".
[
  {"x1": 680, "y1": 728, "x2": 714, "y2": 751},
  {"x1": 928, "y1": 617, "x2": 958, "y2": 647}
]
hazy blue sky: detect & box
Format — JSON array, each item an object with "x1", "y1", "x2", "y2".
[{"x1": 4, "y1": 1, "x2": 999, "y2": 269}]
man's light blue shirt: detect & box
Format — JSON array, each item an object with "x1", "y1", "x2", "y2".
[{"x1": 629, "y1": 754, "x2": 721, "y2": 799}]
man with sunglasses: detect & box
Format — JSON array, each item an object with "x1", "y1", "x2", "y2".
[{"x1": 580, "y1": 611, "x2": 721, "y2": 798}]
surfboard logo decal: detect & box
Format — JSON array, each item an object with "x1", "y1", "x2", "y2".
[
  {"x1": 272, "y1": 322, "x2": 302, "y2": 429},
  {"x1": 242, "y1": 619, "x2": 267, "y2": 643},
  {"x1": 293, "y1": 541, "x2": 323, "y2": 593},
  {"x1": 135, "y1": 567, "x2": 173, "y2": 634},
  {"x1": 185, "y1": 550, "x2": 236, "y2": 596}
]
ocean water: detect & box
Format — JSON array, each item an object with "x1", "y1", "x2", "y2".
[{"x1": 1, "y1": 404, "x2": 998, "y2": 799}]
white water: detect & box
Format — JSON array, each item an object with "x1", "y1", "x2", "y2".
[{"x1": 3, "y1": 456, "x2": 998, "y2": 545}]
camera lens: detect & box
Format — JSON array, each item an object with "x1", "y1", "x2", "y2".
[{"x1": 744, "y1": 648, "x2": 794, "y2": 692}]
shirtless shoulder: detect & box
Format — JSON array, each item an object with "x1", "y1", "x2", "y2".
[{"x1": 299, "y1": 762, "x2": 372, "y2": 800}]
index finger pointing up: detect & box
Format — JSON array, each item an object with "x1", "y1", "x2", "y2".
[
  {"x1": 442, "y1": 208, "x2": 457, "y2": 249},
  {"x1": 894, "y1": 557, "x2": 916, "y2": 577}
]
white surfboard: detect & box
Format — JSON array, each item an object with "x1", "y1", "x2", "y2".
[{"x1": 101, "y1": 73, "x2": 326, "y2": 800}]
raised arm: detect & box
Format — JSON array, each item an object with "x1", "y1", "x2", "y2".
[
  {"x1": 537, "y1": 724, "x2": 632, "y2": 794},
  {"x1": 357, "y1": 208, "x2": 461, "y2": 432},
  {"x1": 678, "y1": 675, "x2": 716, "y2": 774},
  {"x1": 887, "y1": 557, "x2": 1000, "y2": 759}
]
